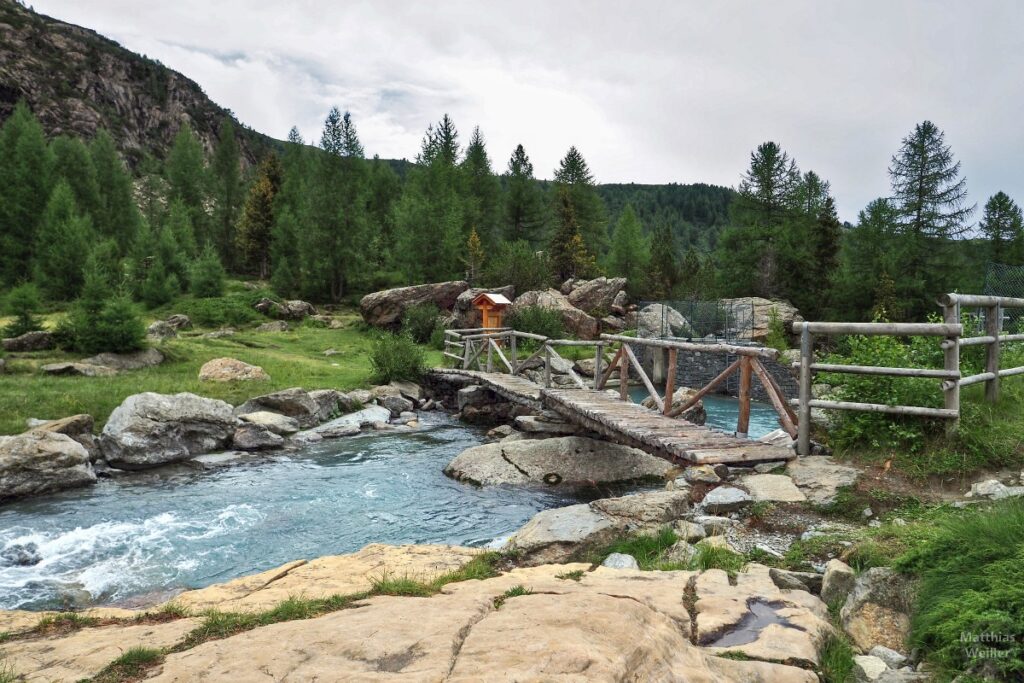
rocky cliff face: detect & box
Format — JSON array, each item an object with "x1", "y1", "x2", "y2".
[{"x1": 0, "y1": 0, "x2": 275, "y2": 164}]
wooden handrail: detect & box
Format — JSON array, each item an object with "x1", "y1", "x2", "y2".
[{"x1": 599, "y1": 333, "x2": 779, "y2": 359}]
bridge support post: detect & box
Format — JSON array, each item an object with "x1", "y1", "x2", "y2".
[
  {"x1": 663, "y1": 348, "x2": 677, "y2": 415},
  {"x1": 736, "y1": 356, "x2": 751, "y2": 437},
  {"x1": 619, "y1": 345, "x2": 629, "y2": 402},
  {"x1": 593, "y1": 344, "x2": 603, "y2": 391},
  {"x1": 797, "y1": 324, "x2": 812, "y2": 456},
  {"x1": 652, "y1": 348, "x2": 666, "y2": 384}
]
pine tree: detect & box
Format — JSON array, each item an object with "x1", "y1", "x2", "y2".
[
  {"x1": 51, "y1": 136, "x2": 100, "y2": 220},
  {"x1": 417, "y1": 114, "x2": 460, "y2": 166},
  {"x1": 270, "y1": 207, "x2": 301, "y2": 297},
  {"x1": 89, "y1": 130, "x2": 141, "y2": 252},
  {"x1": 339, "y1": 111, "x2": 364, "y2": 158},
  {"x1": 0, "y1": 102, "x2": 54, "y2": 285},
  {"x1": 211, "y1": 119, "x2": 243, "y2": 268},
  {"x1": 606, "y1": 204, "x2": 650, "y2": 295},
  {"x1": 236, "y1": 159, "x2": 278, "y2": 279},
  {"x1": 2, "y1": 283, "x2": 43, "y2": 338},
  {"x1": 978, "y1": 192, "x2": 1024, "y2": 265},
  {"x1": 550, "y1": 188, "x2": 597, "y2": 282},
  {"x1": 190, "y1": 243, "x2": 226, "y2": 298},
  {"x1": 165, "y1": 199, "x2": 198, "y2": 258},
  {"x1": 553, "y1": 146, "x2": 608, "y2": 256},
  {"x1": 649, "y1": 220, "x2": 681, "y2": 298},
  {"x1": 165, "y1": 124, "x2": 210, "y2": 246},
  {"x1": 34, "y1": 180, "x2": 92, "y2": 301},
  {"x1": 461, "y1": 127, "x2": 501, "y2": 247},
  {"x1": 320, "y1": 107, "x2": 345, "y2": 156},
  {"x1": 504, "y1": 144, "x2": 546, "y2": 245}
]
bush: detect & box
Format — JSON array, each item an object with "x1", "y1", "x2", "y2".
[
  {"x1": 2, "y1": 283, "x2": 43, "y2": 338},
  {"x1": 764, "y1": 306, "x2": 788, "y2": 353},
  {"x1": 369, "y1": 332, "x2": 426, "y2": 383},
  {"x1": 190, "y1": 244, "x2": 226, "y2": 298},
  {"x1": 58, "y1": 293, "x2": 146, "y2": 354},
  {"x1": 139, "y1": 263, "x2": 179, "y2": 309},
  {"x1": 174, "y1": 294, "x2": 262, "y2": 328},
  {"x1": 896, "y1": 501, "x2": 1024, "y2": 679},
  {"x1": 505, "y1": 305, "x2": 564, "y2": 340},
  {"x1": 402, "y1": 303, "x2": 442, "y2": 344}
]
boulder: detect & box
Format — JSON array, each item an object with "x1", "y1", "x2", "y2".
[
  {"x1": 232, "y1": 424, "x2": 284, "y2": 451},
  {"x1": 40, "y1": 362, "x2": 118, "y2": 377},
  {"x1": 611, "y1": 290, "x2": 629, "y2": 315},
  {"x1": 637, "y1": 303, "x2": 691, "y2": 338},
  {"x1": 641, "y1": 386, "x2": 707, "y2": 425},
  {"x1": 787, "y1": 456, "x2": 860, "y2": 504},
  {"x1": 255, "y1": 321, "x2": 289, "y2": 333},
  {"x1": 510, "y1": 289, "x2": 599, "y2": 339},
  {"x1": 234, "y1": 388, "x2": 321, "y2": 428},
  {"x1": 590, "y1": 490, "x2": 690, "y2": 528},
  {"x1": 868, "y1": 645, "x2": 908, "y2": 669},
  {"x1": 0, "y1": 431, "x2": 96, "y2": 501},
  {"x1": 308, "y1": 389, "x2": 356, "y2": 423},
  {"x1": 701, "y1": 486, "x2": 752, "y2": 513},
  {"x1": 444, "y1": 436, "x2": 672, "y2": 487},
  {"x1": 969, "y1": 478, "x2": 1024, "y2": 500},
  {"x1": 99, "y1": 392, "x2": 236, "y2": 470},
  {"x1": 282, "y1": 300, "x2": 317, "y2": 319},
  {"x1": 720, "y1": 297, "x2": 803, "y2": 343},
  {"x1": 254, "y1": 298, "x2": 317, "y2": 320},
  {"x1": 388, "y1": 380, "x2": 423, "y2": 402},
  {"x1": 359, "y1": 281, "x2": 469, "y2": 329},
  {"x1": 26, "y1": 414, "x2": 99, "y2": 462},
  {"x1": 378, "y1": 394, "x2": 414, "y2": 417},
  {"x1": 506, "y1": 503, "x2": 617, "y2": 564},
  {"x1": 672, "y1": 520, "x2": 707, "y2": 542},
  {"x1": 821, "y1": 559, "x2": 856, "y2": 606},
  {"x1": 739, "y1": 474, "x2": 808, "y2": 503},
  {"x1": 303, "y1": 405, "x2": 392, "y2": 439},
  {"x1": 81, "y1": 348, "x2": 164, "y2": 371},
  {"x1": 198, "y1": 358, "x2": 270, "y2": 382},
  {"x1": 567, "y1": 276, "x2": 627, "y2": 314},
  {"x1": 512, "y1": 415, "x2": 580, "y2": 435},
  {"x1": 769, "y1": 568, "x2": 823, "y2": 594},
  {"x1": 166, "y1": 314, "x2": 192, "y2": 330},
  {"x1": 452, "y1": 285, "x2": 515, "y2": 327},
  {"x1": 840, "y1": 567, "x2": 916, "y2": 652},
  {"x1": 852, "y1": 655, "x2": 889, "y2": 682},
  {"x1": 600, "y1": 315, "x2": 626, "y2": 332},
  {"x1": 146, "y1": 320, "x2": 177, "y2": 340},
  {"x1": 663, "y1": 540, "x2": 698, "y2": 564},
  {"x1": 237, "y1": 411, "x2": 300, "y2": 435},
  {"x1": 601, "y1": 552, "x2": 639, "y2": 570},
  {"x1": 2, "y1": 330, "x2": 55, "y2": 352},
  {"x1": 684, "y1": 464, "x2": 721, "y2": 484}
]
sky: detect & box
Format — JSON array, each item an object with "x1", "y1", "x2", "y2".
[{"x1": 31, "y1": 0, "x2": 1024, "y2": 221}]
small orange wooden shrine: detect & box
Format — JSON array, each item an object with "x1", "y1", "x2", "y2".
[{"x1": 472, "y1": 292, "x2": 512, "y2": 329}]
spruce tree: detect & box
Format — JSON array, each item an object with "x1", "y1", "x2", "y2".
[
  {"x1": 2, "y1": 283, "x2": 43, "y2": 338},
  {"x1": 550, "y1": 188, "x2": 597, "y2": 282},
  {"x1": 211, "y1": 119, "x2": 243, "y2": 268},
  {"x1": 461, "y1": 127, "x2": 501, "y2": 247},
  {"x1": 190, "y1": 243, "x2": 226, "y2": 298},
  {"x1": 978, "y1": 192, "x2": 1024, "y2": 265},
  {"x1": 51, "y1": 136, "x2": 100, "y2": 220},
  {"x1": 165, "y1": 199, "x2": 198, "y2": 258},
  {"x1": 504, "y1": 144, "x2": 546, "y2": 245},
  {"x1": 830, "y1": 198, "x2": 899, "y2": 320},
  {"x1": 649, "y1": 220, "x2": 681, "y2": 298},
  {"x1": 236, "y1": 160, "x2": 277, "y2": 279},
  {"x1": 165, "y1": 124, "x2": 210, "y2": 246},
  {"x1": 34, "y1": 180, "x2": 92, "y2": 301},
  {"x1": 553, "y1": 146, "x2": 608, "y2": 256},
  {"x1": 0, "y1": 102, "x2": 54, "y2": 285},
  {"x1": 606, "y1": 204, "x2": 650, "y2": 295},
  {"x1": 90, "y1": 130, "x2": 141, "y2": 250}
]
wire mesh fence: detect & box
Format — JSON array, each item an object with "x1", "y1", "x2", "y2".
[
  {"x1": 983, "y1": 263, "x2": 1024, "y2": 331},
  {"x1": 637, "y1": 299, "x2": 755, "y2": 342}
]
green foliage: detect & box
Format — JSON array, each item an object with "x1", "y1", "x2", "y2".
[
  {"x1": 689, "y1": 543, "x2": 746, "y2": 573},
  {"x1": 190, "y1": 243, "x2": 227, "y2": 298},
  {"x1": 605, "y1": 204, "x2": 650, "y2": 295},
  {"x1": 598, "y1": 527, "x2": 678, "y2": 569},
  {"x1": 174, "y1": 293, "x2": 262, "y2": 328},
  {"x1": 402, "y1": 303, "x2": 441, "y2": 344},
  {"x1": 549, "y1": 187, "x2": 598, "y2": 283},
  {"x1": 505, "y1": 305, "x2": 564, "y2": 340},
  {"x1": 764, "y1": 306, "x2": 788, "y2": 353},
  {"x1": 92, "y1": 646, "x2": 164, "y2": 682},
  {"x1": 235, "y1": 154, "x2": 279, "y2": 278},
  {"x1": 2, "y1": 283, "x2": 43, "y2": 337},
  {"x1": 896, "y1": 500, "x2": 1024, "y2": 679},
  {"x1": 482, "y1": 240, "x2": 552, "y2": 294},
  {"x1": 553, "y1": 145, "x2": 607, "y2": 255},
  {"x1": 369, "y1": 333, "x2": 426, "y2": 383},
  {"x1": 93, "y1": 295, "x2": 147, "y2": 353},
  {"x1": 556, "y1": 569, "x2": 585, "y2": 581},
  {"x1": 818, "y1": 633, "x2": 856, "y2": 683},
  {"x1": 211, "y1": 119, "x2": 244, "y2": 268},
  {"x1": 493, "y1": 585, "x2": 532, "y2": 609},
  {"x1": 504, "y1": 144, "x2": 547, "y2": 245},
  {"x1": 34, "y1": 179, "x2": 91, "y2": 301},
  {"x1": 89, "y1": 129, "x2": 141, "y2": 250}
]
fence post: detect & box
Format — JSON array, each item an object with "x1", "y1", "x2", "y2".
[
  {"x1": 797, "y1": 323, "x2": 812, "y2": 456},
  {"x1": 593, "y1": 343, "x2": 603, "y2": 391},
  {"x1": 462, "y1": 339, "x2": 472, "y2": 369},
  {"x1": 486, "y1": 339, "x2": 494, "y2": 373},
  {"x1": 619, "y1": 343, "x2": 629, "y2": 402},
  {"x1": 543, "y1": 344, "x2": 552, "y2": 388},
  {"x1": 737, "y1": 356, "x2": 752, "y2": 437},
  {"x1": 509, "y1": 333, "x2": 517, "y2": 374},
  {"x1": 663, "y1": 348, "x2": 677, "y2": 415},
  {"x1": 985, "y1": 304, "x2": 1001, "y2": 402},
  {"x1": 942, "y1": 301, "x2": 961, "y2": 434}
]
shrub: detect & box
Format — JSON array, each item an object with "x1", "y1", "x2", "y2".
[
  {"x1": 505, "y1": 305, "x2": 564, "y2": 340},
  {"x1": 93, "y1": 295, "x2": 147, "y2": 353},
  {"x1": 402, "y1": 303, "x2": 441, "y2": 344},
  {"x1": 2, "y1": 283, "x2": 43, "y2": 338},
  {"x1": 174, "y1": 295, "x2": 262, "y2": 328},
  {"x1": 369, "y1": 333, "x2": 426, "y2": 383},
  {"x1": 190, "y1": 244, "x2": 226, "y2": 298},
  {"x1": 764, "y1": 306, "x2": 788, "y2": 353},
  {"x1": 896, "y1": 500, "x2": 1024, "y2": 679},
  {"x1": 139, "y1": 262, "x2": 179, "y2": 309}
]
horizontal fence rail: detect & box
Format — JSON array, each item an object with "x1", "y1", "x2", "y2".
[{"x1": 939, "y1": 293, "x2": 1024, "y2": 402}]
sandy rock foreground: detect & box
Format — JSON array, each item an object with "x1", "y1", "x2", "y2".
[{"x1": 0, "y1": 544, "x2": 829, "y2": 682}]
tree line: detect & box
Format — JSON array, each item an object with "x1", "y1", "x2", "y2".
[{"x1": 1, "y1": 100, "x2": 1020, "y2": 326}]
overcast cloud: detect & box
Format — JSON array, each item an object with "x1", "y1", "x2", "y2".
[{"x1": 31, "y1": 0, "x2": 1024, "y2": 221}]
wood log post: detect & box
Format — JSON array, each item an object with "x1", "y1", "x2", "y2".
[
  {"x1": 797, "y1": 324, "x2": 812, "y2": 456},
  {"x1": 619, "y1": 343, "x2": 629, "y2": 402},
  {"x1": 942, "y1": 302, "x2": 961, "y2": 435},
  {"x1": 486, "y1": 339, "x2": 494, "y2": 373},
  {"x1": 462, "y1": 340, "x2": 472, "y2": 369},
  {"x1": 544, "y1": 344, "x2": 552, "y2": 388},
  {"x1": 985, "y1": 304, "x2": 1001, "y2": 402},
  {"x1": 737, "y1": 356, "x2": 752, "y2": 437},
  {"x1": 663, "y1": 348, "x2": 677, "y2": 416},
  {"x1": 509, "y1": 333, "x2": 517, "y2": 373},
  {"x1": 593, "y1": 343, "x2": 604, "y2": 391}
]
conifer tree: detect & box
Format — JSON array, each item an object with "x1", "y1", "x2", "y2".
[
  {"x1": 550, "y1": 188, "x2": 597, "y2": 282},
  {"x1": 504, "y1": 144, "x2": 546, "y2": 245},
  {"x1": 0, "y1": 102, "x2": 54, "y2": 285},
  {"x1": 270, "y1": 207, "x2": 301, "y2": 297},
  {"x1": 461, "y1": 127, "x2": 501, "y2": 247},
  {"x1": 190, "y1": 243, "x2": 226, "y2": 298},
  {"x1": 553, "y1": 146, "x2": 608, "y2": 256},
  {"x1": 649, "y1": 220, "x2": 681, "y2": 298},
  {"x1": 830, "y1": 198, "x2": 899, "y2": 320},
  {"x1": 236, "y1": 162, "x2": 277, "y2": 279},
  {"x1": 90, "y1": 130, "x2": 141, "y2": 250},
  {"x1": 165, "y1": 199, "x2": 198, "y2": 258},
  {"x1": 2, "y1": 283, "x2": 43, "y2": 338},
  {"x1": 339, "y1": 111, "x2": 364, "y2": 158},
  {"x1": 978, "y1": 192, "x2": 1024, "y2": 265},
  {"x1": 211, "y1": 119, "x2": 243, "y2": 268},
  {"x1": 606, "y1": 204, "x2": 650, "y2": 295},
  {"x1": 34, "y1": 180, "x2": 92, "y2": 301},
  {"x1": 464, "y1": 228, "x2": 485, "y2": 284},
  {"x1": 165, "y1": 124, "x2": 210, "y2": 246},
  {"x1": 51, "y1": 136, "x2": 100, "y2": 220}
]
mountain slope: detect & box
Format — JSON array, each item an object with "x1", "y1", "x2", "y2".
[{"x1": 0, "y1": 0, "x2": 275, "y2": 164}]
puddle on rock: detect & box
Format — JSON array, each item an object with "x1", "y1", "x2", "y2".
[{"x1": 706, "y1": 599, "x2": 800, "y2": 647}]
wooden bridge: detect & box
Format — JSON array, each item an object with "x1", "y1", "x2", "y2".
[{"x1": 434, "y1": 328, "x2": 798, "y2": 465}]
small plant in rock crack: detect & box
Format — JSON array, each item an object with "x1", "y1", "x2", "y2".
[
  {"x1": 556, "y1": 570, "x2": 585, "y2": 582},
  {"x1": 493, "y1": 585, "x2": 532, "y2": 608}
]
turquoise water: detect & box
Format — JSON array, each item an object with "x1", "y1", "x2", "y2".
[
  {"x1": 0, "y1": 413, "x2": 592, "y2": 611},
  {"x1": 628, "y1": 387, "x2": 780, "y2": 439}
]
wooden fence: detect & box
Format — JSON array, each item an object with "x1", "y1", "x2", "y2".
[{"x1": 938, "y1": 293, "x2": 1024, "y2": 402}]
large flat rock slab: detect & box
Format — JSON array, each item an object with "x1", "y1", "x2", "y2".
[{"x1": 740, "y1": 474, "x2": 808, "y2": 503}]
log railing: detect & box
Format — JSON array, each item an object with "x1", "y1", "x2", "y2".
[
  {"x1": 938, "y1": 293, "x2": 1024, "y2": 403},
  {"x1": 792, "y1": 321, "x2": 963, "y2": 456}
]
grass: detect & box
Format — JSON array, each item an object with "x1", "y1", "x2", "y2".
[
  {"x1": 0, "y1": 656, "x2": 17, "y2": 683},
  {"x1": 688, "y1": 544, "x2": 746, "y2": 573},
  {"x1": 36, "y1": 611, "x2": 101, "y2": 633},
  {"x1": 0, "y1": 305, "x2": 443, "y2": 435},
  {"x1": 555, "y1": 569, "x2": 585, "y2": 581},
  {"x1": 596, "y1": 527, "x2": 678, "y2": 569},
  {"x1": 818, "y1": 633, "x2": 856, "y2": 683},
  {"x1": 91, "y1": 646, "x2": 163, "y2": 683},
  {"x1": 492, "y1": 585, "x2": 532, "y2": 608}
]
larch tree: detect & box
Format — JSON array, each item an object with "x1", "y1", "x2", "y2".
[
  {"x1": 831, "y1": 198, "x2": 900, "y2": 321},
  {"x1": 50, "y1": 136, "x2": 100, "y2": 221},
  {"x1": 34, "y1": 180, "x2": 92, "y2": 301},
  {"x1": 978, "y1": 192, "x2": 1024, "y2": 265},
  {"x1": 606, "y1": 204, "x2": 650, "y2": 295},
  {"x1": 165, "y1": 124, "x2": 210, "y2": 247},
  {"x1": 649, "y1": 220, "x2": 681, "y2": 298},
  {"x1": 504, "y1": 144, "x2": 546, "y2": 245},
  {"x1": 236, "y1": 163, "x2": 278, "y2": 279},
  {"x1": 461, "y1": 127, "x2": 502, "y2": 248},
  {"x1": 211, "y1": 119, "x2": 243, "y2": 269},
  {"x1": 550, "y1": 187, "x2": 597, "y2": 282},
  {"x1": 90, "y1": 130, "x2": 141, "y2": 252},
  {"x1": 553, "y1": 146, "x2": 608, "y2": 257}
]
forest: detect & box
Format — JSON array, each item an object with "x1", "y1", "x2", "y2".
[{"x1": 1, "y1": 100, "x2": 1022, "y2": 334}]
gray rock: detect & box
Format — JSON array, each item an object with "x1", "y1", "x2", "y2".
[
  {"x1": 693, "y1": 515, "x2": 735, "y2": 535},
  {"x1": 841, "y1": 567, "x2": 917, "y2": 652},
  {"x1": 165, "y1": 314, "x2": 192, "y2": 330},
  {"x1": 701, "y1": 486, "x2": 753, "y2": 513},
  {"x1": 82, "y1": 348, "x2": 164, "y2": 371},
  {"x1": 684, "y1": 464, "x2": 721, "y2": 484},
  {"x1": 359, "y1": 281, "x2": 469, "y2": 330},
  {"x1": 507, "y1": 503, "x2": 616, "y2": 565},
  {"x1": 457, "y1": 385, "x2": 495, "y2": 411},
  {"x1": 875, "y1": 671, "x2": 928, "y2": 682},
  {"x1": 305, "y1": 405, "x2": 392, "y2": 439},
  {"x1": 1, "y1": 330, "x2": 55, "y2": 352},
  {"x1": 969, "y1": 478, "x2": 1024, "y2": 500},
  {"x1": 388, "y1": 380, "x2": 423, "y2": 401},
  {"x1": 444, "y1": 436, "x2": 672, "y2": 487},
  {"x1": 308, "y1": 389, "x2": 357, "y2": 423},
  {"x1": 672, "y1": 520, "x2": 706, "y2": 542},
  {"x1": 40, "y1": 362, "x2": 118, "y2": 377},
  {"x1": 256, "y1": 321, "x2": 289, "y2": 333},
  {"x1": 590, "y1": 490, "x2": 690, "y2": 528},
  {"x1": 739, "y1": 474, "x2": 808, "y2": 503},
  {"x1": 869, "y1": 646, "x2": 908, "y2": 670},
  {"x1": 238, "y1": 411, "x2": 300, "y2": 435},
  {"x1": 485, "y1": 425, "x2": 515, "y2": 441},
  {"x1": 786, "y1": 456, "x2": 860, "y2": 504},
  {"x1": 513, "y1": 415, "x2": 579, "y2": 435},
  {"x1": 99, "y1": 392, "x2": 236, "y2": 470},
  {"x1": 567, "y1": 277, "x2": 627, "y2": 314},
  {"x1": 641, "y1": 387, "x2": 707, "y2": 425},
  {"x1": 235, "y1": 388, "x2": 321, "y2": 428},
  {"x1": 0, "y1": 542, "x2": 42, "y2": 567},
  {"x1": 662, "y1": 541, "x2": 697, "y2": 564},
  {"x1": 753, "y1": 460, "x2": 788, "y2": 473},
  {"x1": 232, "y1": 423, "x2": 284, "y2": 451},
  {"x1": 25, "y1": 414, "x2": 99, "y2": 462},
  {"x1": 601, "y1": 552, "x2": 639, "y2": 570},
  {"x1": 146, "y1": 320, "x2": 177, "y2": 340},
  {"x1": 821, "y1": 559, "x2": 856, "y2": 606},
  {"x1": 378, "y1": 394, "x2": 414, "y2": 417},
  {"x1": 853, "y1": 655, "x2": 889, "y2": 682},
  {"x1": 769, "y1": 568, "x2": 823, "y2": 594},
  {"x1": 636, "y1": 303, "x2": 691, "y2": 338},
  {"x1": 0, "y1": 431, "x2": 96, "y2": 501}
]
